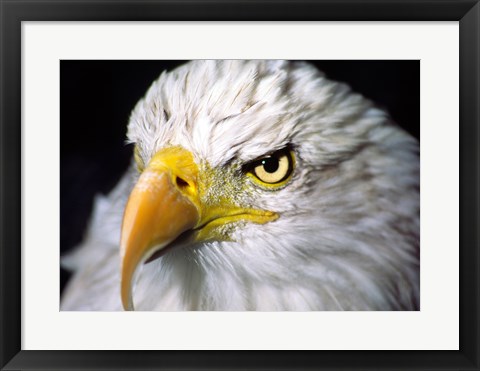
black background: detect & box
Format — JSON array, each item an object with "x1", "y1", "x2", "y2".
[{"x1": 60, "y1": 60, "x2": 420, "y2": 293}]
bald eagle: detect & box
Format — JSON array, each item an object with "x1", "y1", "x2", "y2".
[{"x1": 61, "y1": 60, "x2": 419, "y2": 311}]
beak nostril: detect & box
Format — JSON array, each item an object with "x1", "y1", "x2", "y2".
[{"x1": 175, "y1": 176, "x2": 189, "y2": 189}]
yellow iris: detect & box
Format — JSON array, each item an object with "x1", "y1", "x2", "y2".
[{"x1": 246, "y1": 149, "x2": 295, "y2": 188}]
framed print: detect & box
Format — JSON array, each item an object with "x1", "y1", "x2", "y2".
[{"x1": 1, "y1": 0, "x2": 479, "y2": 370}]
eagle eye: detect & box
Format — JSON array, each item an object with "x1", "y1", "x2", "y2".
[{"x1": 247, "y1": 149, "x2": 294, "y2": 186}]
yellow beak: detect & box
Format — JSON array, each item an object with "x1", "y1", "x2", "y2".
[
  {"x1": 120, "y1": 147, "x2": 200, "y2": 310},
  {"x1": 120, "y1": 146, "x2": 278, "y2": 310}
]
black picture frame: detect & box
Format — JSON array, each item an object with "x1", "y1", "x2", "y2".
[{"x1": 1, "y1": 1, "x2": 478, "y2": 370}]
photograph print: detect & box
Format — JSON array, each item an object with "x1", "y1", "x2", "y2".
[{"x1": 60, "y1": 60, "x2": 420, "y2": 311}]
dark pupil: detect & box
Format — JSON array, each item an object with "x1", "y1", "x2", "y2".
[{"x1": 262, "y1": 157, "x2": 279, "y2": 173}]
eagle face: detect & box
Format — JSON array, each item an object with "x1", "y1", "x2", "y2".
[{"x1": 61, "y1": 60, "x2": 419, "y2": 311}]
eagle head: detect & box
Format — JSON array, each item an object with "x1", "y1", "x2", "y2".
[{"x1": 117, "y1": 60, "x2": 419, "y2": 311}]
